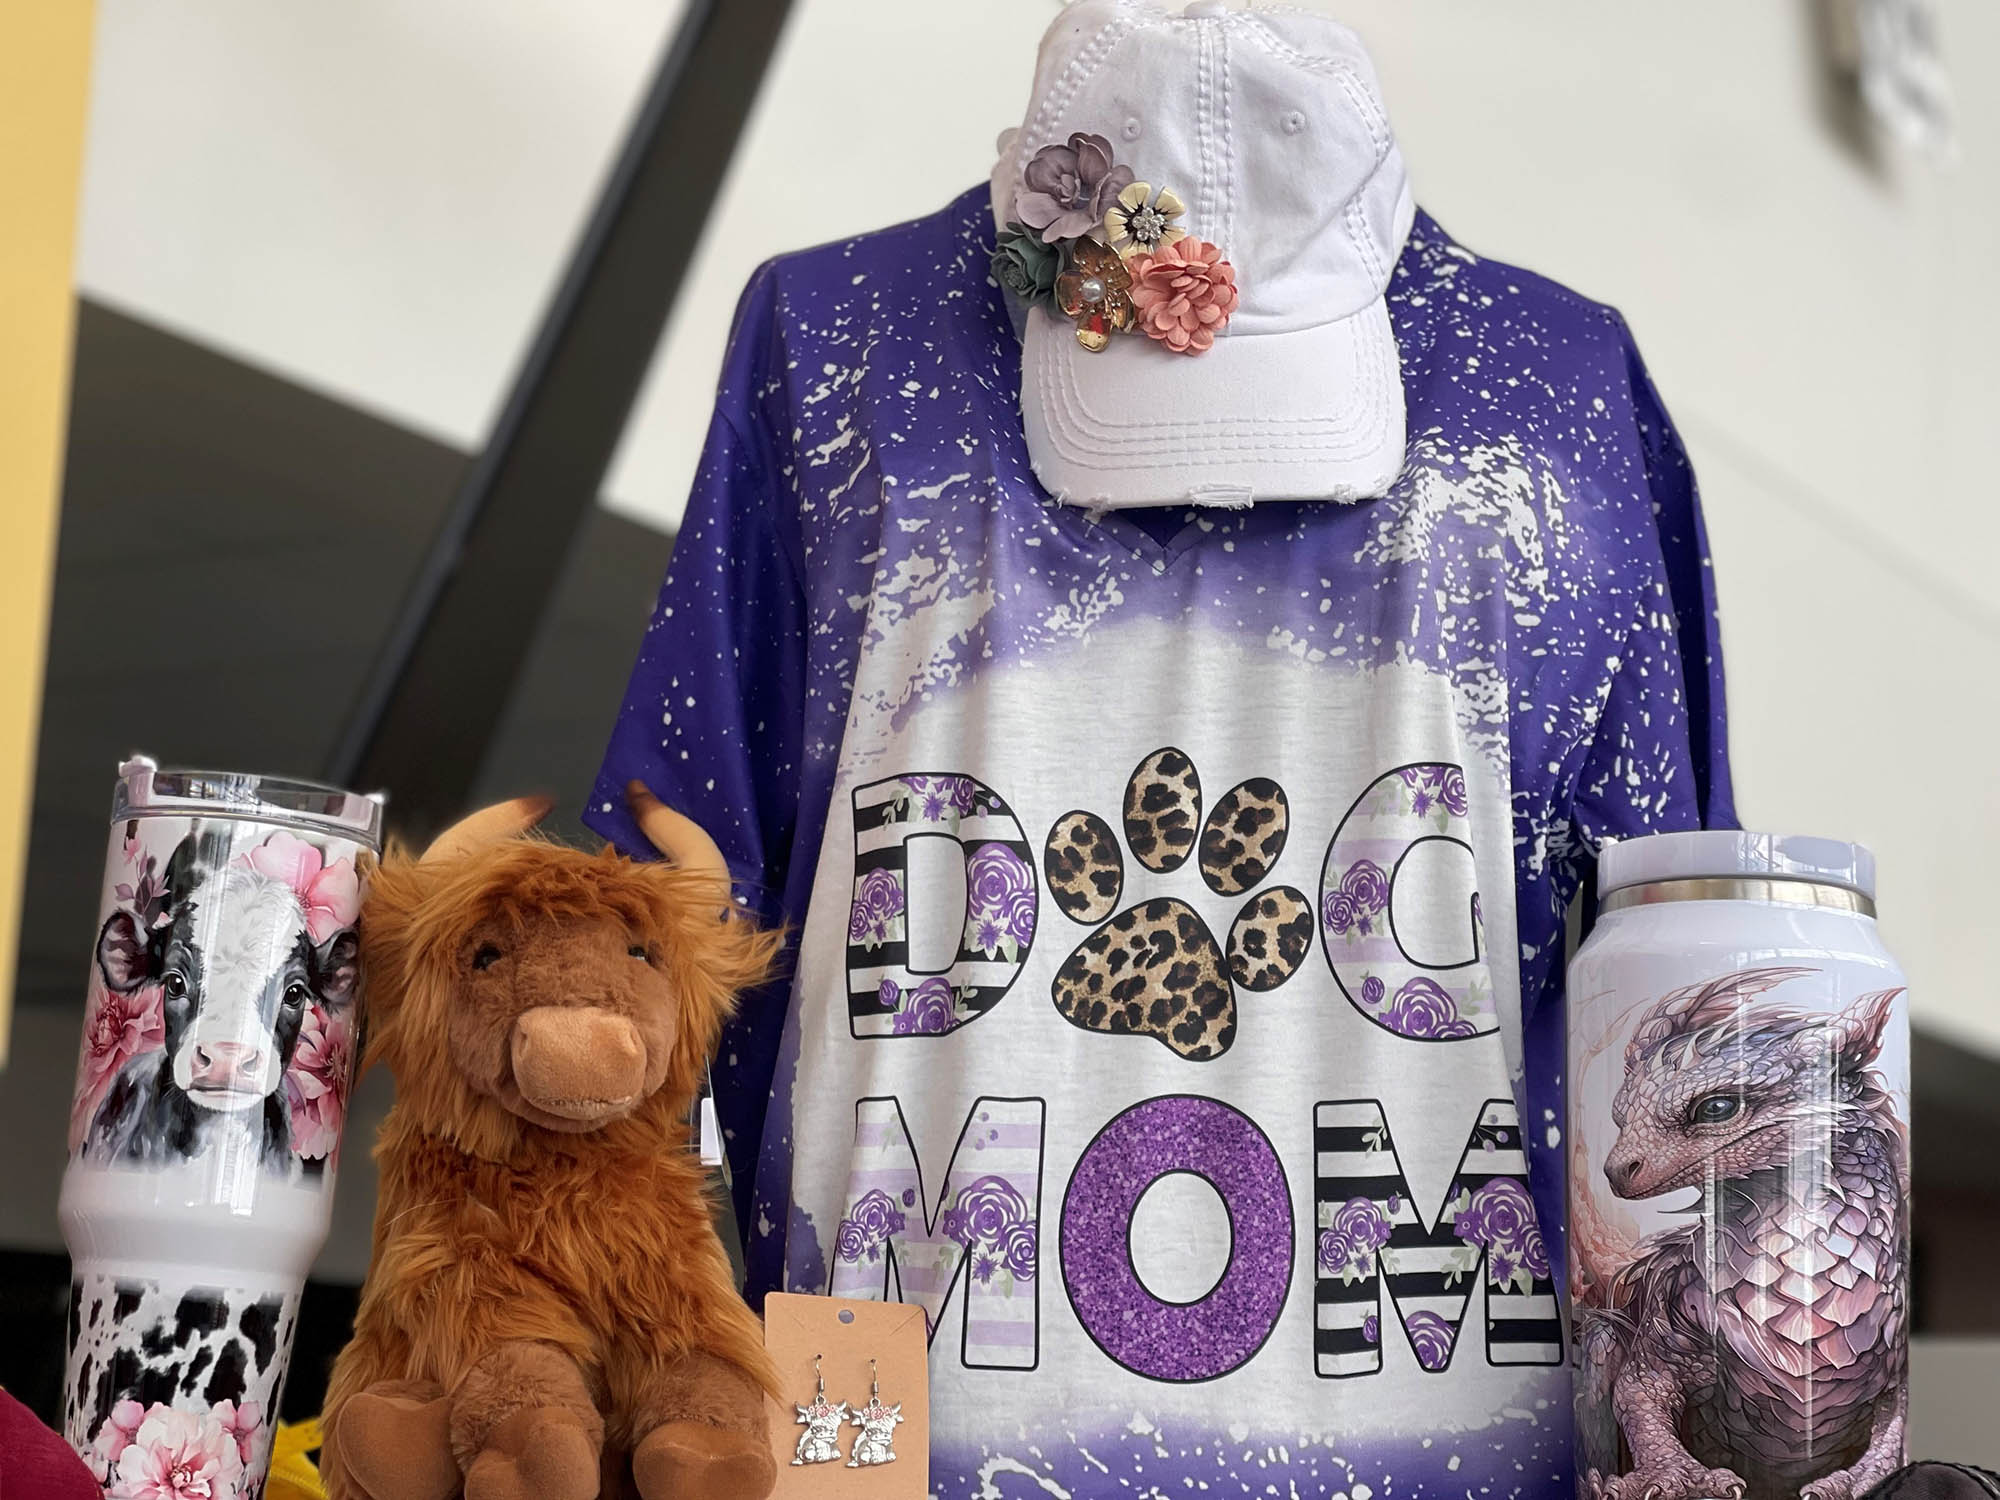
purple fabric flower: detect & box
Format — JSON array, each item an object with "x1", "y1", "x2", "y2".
[
  {"x1": 1398, "y1": 764, "x2": 1468, "y2": 819},
  {"x1": 1519, "y1": 1223, "x2": 1551, "y2": 1281},
  {"x1": 1454, "y1": 1177, "x2": 1549, "y2": 1283},
  {"x1": 1382, "y1": 976, "x2": 1475, "y2": 1039},
  {"x1": 966, "y1": 843, "x2": 1036, "y2": 948},
  {"x1": 1318, "y1": 1198, "x2": 1391, "y2": 1277},
  {"x1": 1316, "y1": 1228, "x2": 1355, "y2": 1277},
  {"x1": 1406, "y1": 1310, "x2": 1456, "y2": 1372},
  {"x1": 841, "y1": 1188, "x2": 906, "y2": 1263},
  {"x1": 891, "y1": 976, "x2": 956, "y2": 1035},
  {"x1": 1455, "y1": 1177, "x2": 1534, "y2": 1250},
  {"x1": 835, "y1": 1218, "x2": 868, "y2": 1264},
  {"x1": 1321, "y1": 888, "x2": 1357, "y2": 937},
  {"x1": 1361, "y1": 1312, "x2": 1379, "y2": 1346},
  {"x1": 1015, "y1": 132, "x2": 1134, "y2": 243},
  {"x1": 1002, "y1": 1221, "x2": 1038, "y2": 1281},
  {"x1": 1437, "y1": 766, "x2": 1469, "y2": 817},
  {"x1": 1360, "y1": 974, "x2": 1386, "y2": 1007},
  {"x1": 1332, "y1": 1197, "x2": 1392, "y2": 1256},
  {"x1": 902, "y1": 774, "x2": 977, "y2": 822},
  {"x1": 876, "y1": 978, "x2": 901, "y2": 1010},
  {"x1": 971, "y1": 1250, "x2": 1002, "y2": 1285},
  {"x1": 942, "y1": 1174, "x2": 1030, "y2": 1248},
  {"x1": 848, "y1": 867, "x2": 904, "y2": 943},
  {"x1": 1341, "y1": 859, "x2": 1389, "y2": 916}
]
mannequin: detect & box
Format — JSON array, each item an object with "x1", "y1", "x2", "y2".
[{"x1": 589, "y1": 3, "x2": 1733, "y2": 1494}]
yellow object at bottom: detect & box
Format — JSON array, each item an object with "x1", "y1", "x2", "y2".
[{"x1": 265, "y1": 1419, "x2": 326, "y2": 1500}]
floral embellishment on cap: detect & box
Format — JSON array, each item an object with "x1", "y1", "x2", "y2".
[
  {"x1": 996, "y1": 131, "x2": 1239, "y2": 355},
  {"x1": 1128, "y1": 237, "x2": 1239, "y2": 354},
  {"x1": 1054, "y1": 238, "x2": 1135, "y2": 352},
  {"x1": 991, "y1": 223, "x2": 1062, "y2": 312},
  {"x1": 1104, "y1": 181, "x2": 1186, "y2": 257},
  {"x1": 1015, "y1": 132, "x2": 1135, "y2": 243}
]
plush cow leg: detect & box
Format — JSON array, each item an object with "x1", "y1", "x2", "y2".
[
  {"x1": 323, "y1": 1379, "x2": 456, "y2": 1500},
  {"x1": 621, "y1": 1352, "x2": 775, "y2": 1500},
  {"x1": 452, "y1": 1340, "x2": 605, "y2": 1500}
]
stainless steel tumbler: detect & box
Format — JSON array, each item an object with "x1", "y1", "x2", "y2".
[
  {"x1": 60, "y1": 757, "x2": 383, "y2": 1499},
  {"x1": 1569, "y1": 832, "x2": 1909, "y2": 1500}
]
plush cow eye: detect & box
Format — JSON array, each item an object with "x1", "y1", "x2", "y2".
[
  {"x1": 1690, "y1": 1094, "x2": 1742, "y2": 1126},
  {"x1": 162, "y1": 970, "x2": 188, "y2": 1000},
  {"x1": 628, "y1": 944, "x2": 650, "y2": 962},
  {"x1": 471, "y1": 944, "x2": 503, "y2": 971}
]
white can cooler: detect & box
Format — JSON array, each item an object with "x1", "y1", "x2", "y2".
[
  {"x1": 60, "y1": 758, "x2": 383, "y2": 1499},
  {"x1": 1568, "y1": 831, "x2": 1909, "y2": 1500}
]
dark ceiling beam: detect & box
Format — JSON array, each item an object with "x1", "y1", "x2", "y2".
[{"x1": 326, "y1": 0, "x2": 795, "y2": 835}]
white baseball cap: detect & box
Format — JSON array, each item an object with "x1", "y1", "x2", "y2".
[{"x1": 993, "y1": 0, "x2": 1414, "y2": 508}]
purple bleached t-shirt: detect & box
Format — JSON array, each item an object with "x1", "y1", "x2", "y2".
[{"x1": 587, "y1": 187, "x2": 1733, "y2": 1498}]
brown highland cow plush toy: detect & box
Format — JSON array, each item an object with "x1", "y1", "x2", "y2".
[{"x1": 319, "y1": 787, "x2": 782, "y2": 1500}]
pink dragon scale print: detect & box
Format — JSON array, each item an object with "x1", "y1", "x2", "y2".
[{"x1": 1571, "y1": 966, "x2": 1910, "y2": 1500}]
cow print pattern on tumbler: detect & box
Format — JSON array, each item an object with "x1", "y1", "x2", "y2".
[{"x1": 63, "y1": 1272, "x2": 296, "y2": 1496}]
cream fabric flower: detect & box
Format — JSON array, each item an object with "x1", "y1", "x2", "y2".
[{"x1": 1104, "y1": 181, "x2": 1187, "y2": 258}]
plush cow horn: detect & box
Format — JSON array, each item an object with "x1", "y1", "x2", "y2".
[
  {"x1": 421, "y1": 796, "x2": 554, "y2": 863},
  {"x1": 627, "y1": 782, "x2": 730, "y2": 892}
]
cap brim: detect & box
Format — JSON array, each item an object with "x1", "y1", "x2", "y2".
[{"x1": 1021, "y1": 295, "x2": 1405, "y2": 508}]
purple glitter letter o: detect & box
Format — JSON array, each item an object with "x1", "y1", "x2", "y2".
[{"x1": 1060, "y1": 1095, "x2": 1293, "y2": 1382}]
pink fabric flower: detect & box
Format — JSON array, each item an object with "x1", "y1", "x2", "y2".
[
  {"x1": 239, "y1": 831, "x2": 359, "y2": 944},
  {"x1": 284, "y1": 1004, "x2": 353, "y2": 1162},
  {"x1": 1127, "y1": 237, "x2": 1240, "y2": 354},
  {"x1": 108, "y1": 1404, "x2": 243, "y2": 1500},
  {"x1": 210, "y1": 1399, "x2": 262, "y2": 1467},
  {"x1": 70, "y1": 984, "x2": 166, "y2": 1151},
  {"x1": 89, "y1": 1398, "x2": 148, "y2": 1481}
]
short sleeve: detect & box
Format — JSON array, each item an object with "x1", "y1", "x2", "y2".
[
  {"x1": 584, "y1": 267, "x2": 806, "y2": 925},
  {"x1": 583, "y1": 269, "x2": 808, "y2": 1251},
  {"x1": 1571, "y1": 327, "x2": 1737, "y2": 857},
  {"x1": 1522, "y1": 326, "x2": 1739, "y2": 1295}
]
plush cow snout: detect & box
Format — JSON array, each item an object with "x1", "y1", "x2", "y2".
[
  {"x1": 190, "y1": 1040, "x2": 265, "y2": 1092},
  {"x1": 510, "y1": 1006, "x2": 648, "y2": 1126}
]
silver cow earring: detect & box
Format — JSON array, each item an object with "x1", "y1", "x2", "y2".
[
  {"x1": 845, "y1": 1358, "x2": 905, "y2": 1468},
  {"x1": 792, "y1": 1354, "x2": 847, "y2": 1466}
]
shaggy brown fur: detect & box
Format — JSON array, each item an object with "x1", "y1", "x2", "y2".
[{"x1": 319, "y1": 796, "x2": 783, "y2": 1500}]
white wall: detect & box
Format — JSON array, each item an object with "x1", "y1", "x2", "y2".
[
  {"x1": 74, "y1": 1, "x2": 1998, "y2": 1051},
  {"x1": 75, "y1": 0, "x2": 685, "y2": 448}
]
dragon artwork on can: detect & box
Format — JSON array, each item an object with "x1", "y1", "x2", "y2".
[{"x1": 1573, "y1": 966, "x2": 1909, "y2": 1500}]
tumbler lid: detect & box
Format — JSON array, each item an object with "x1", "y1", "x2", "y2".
[
  {"x1": 113, "y1": 754, "x2": 386, "y2": 850},
  {"x1": 1598, "y1": 830, "x2": 1876, "y2": 903}
]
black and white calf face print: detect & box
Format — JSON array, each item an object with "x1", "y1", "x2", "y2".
[{"x1": 71, "y1": 816, "x2": 364, "y2": 1180}]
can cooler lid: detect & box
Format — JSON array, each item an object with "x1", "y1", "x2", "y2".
[
  {"x1": 114, "y1": 755, "x2": 386, "y2": 849},
  {"x1": 1598, "y1": 830, "x2": 1876, "y2": 902}
]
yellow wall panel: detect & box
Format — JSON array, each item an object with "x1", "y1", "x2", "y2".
[{"x1": 0, "y1": 2, "x2": 96, "y2": 1065}]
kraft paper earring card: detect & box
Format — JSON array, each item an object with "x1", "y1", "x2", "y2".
[{"x1": 765, "y1": 1293, "x2": 928, "y2": 1498}]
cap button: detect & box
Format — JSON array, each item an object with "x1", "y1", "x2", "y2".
[{"x1": 1184, "y1": 1, "x2": 1230, "y2": 16}]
